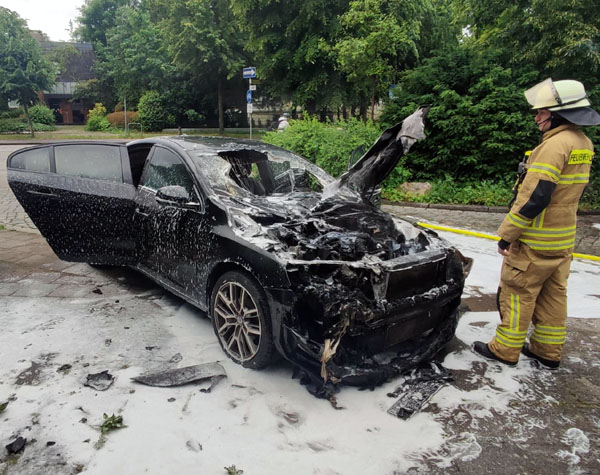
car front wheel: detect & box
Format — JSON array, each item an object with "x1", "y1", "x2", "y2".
[{"x1": 210, "y1": 270, "x2": 274, "y2": 369}]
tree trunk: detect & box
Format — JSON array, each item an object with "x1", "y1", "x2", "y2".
[
  {"x1": 370, "y1": 78, "x2": 377, "y2": 122},
  {"x1": 217, "y1": 75, "x2": 224, "y2": 134},
  {"x1": 23, "y1": 103, "x2": 35, "y2": 137},
  {"x1": 359, "y1": 102, "x2": 367, "y2": 122}
]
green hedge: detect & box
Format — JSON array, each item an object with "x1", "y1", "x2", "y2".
[
  {"x1": 0, "y1": 119, "x2": 55, "y2": 133},
  {"x1": 138, "y1": 91, "x2": 167, "y2": 131},
  {"x1": 263, "y1": 117, "x2": 383, "y2": 178},
  {"x1": 28, "y1": 104, "x2": 55, "y2": 125}
]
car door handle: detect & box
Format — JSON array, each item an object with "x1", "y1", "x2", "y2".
[
  {"x1": 26, "y1": 190, "x2": 57, "y2": 198},
  {"x1": 135, "y1": 208, "x2": 150, "y2": 217}
]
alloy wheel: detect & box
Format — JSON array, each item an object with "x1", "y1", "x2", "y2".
[{"x1": 213, "y1": 281, "x2": 262, "y2": 362}]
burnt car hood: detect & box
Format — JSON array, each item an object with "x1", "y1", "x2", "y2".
[
  {"x1": 214, "y1": 106, "x2": 437, "y2": 267},
  {"x1": 176, "y1": 109, "x2": 470, "y2": 395}
]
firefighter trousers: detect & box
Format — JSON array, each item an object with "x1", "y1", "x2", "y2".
[{"x1": 488, "y1": 241, "x2": 572, "y2": 363}]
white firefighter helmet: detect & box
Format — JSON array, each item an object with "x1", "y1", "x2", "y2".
[
  {"x1": 525, "y1": 78, "x2": 600, "y2": 125},
  {"x1": 525, "y1": 78, "x2": 590, "y2": 111}
]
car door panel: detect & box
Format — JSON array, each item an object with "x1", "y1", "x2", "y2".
[
  {"x1": 7, "y1": 143, "x2": 137, "y2": 264},
  {"x1": 134, "y1": 146, "x2": 207, "y2": 290}
]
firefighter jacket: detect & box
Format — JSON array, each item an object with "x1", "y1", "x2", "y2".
[{"x1": 498, "y1": 124, "x2": 594, "y2": 254}]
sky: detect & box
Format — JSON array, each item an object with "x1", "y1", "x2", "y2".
[{"x1": 1, "y1": 0, "x2": 85, "y2": 42}]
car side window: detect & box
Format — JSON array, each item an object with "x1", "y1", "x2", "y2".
[
  {"x1": 142, "y1": 147, "x2": 195, "y2": 195},
  {"x1": 9, "y1": 147, "x2": 50, "y2": 172},
  {"x1": 54, "y1": 145, "x2": 123, "y2": 182}
]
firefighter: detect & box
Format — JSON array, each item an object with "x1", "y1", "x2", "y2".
[{"x1": 474, "y1": 78, "x2": 600, "y2": 369}]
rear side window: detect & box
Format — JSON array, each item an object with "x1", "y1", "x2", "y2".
[
  {"x1": 9, "y1": 147, "x2": 50, "y2": 172},
  {"x1": 142, "y1": 147, "x2": 195, "y2": 194},
  {"x1": 54, "y1": 145, "x2": 123, "y2": 182}
]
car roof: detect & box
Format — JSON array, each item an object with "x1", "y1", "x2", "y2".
[{"x1": 127, "y1": 135, "x2": 292, "y2": 155}]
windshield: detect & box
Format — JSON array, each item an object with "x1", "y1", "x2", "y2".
[{"x1": 186, "y1": 143, "x2": 333, "y2": 197}]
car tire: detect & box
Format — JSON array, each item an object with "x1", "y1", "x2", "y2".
[{"x1": 210, "y1": 270, "x2": 274, "y2": 369}]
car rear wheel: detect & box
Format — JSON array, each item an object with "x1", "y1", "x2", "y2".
[{"x1": 210, "y1": 270, "x2": 274, "y2": 369}]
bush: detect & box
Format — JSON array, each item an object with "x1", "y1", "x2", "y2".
[
  {"x1": 0, "y1": 108, "x2": 23, "y2": 119},
  {"x1": 138, "y1": 91, "x2": 166, "y2": 131},
  {"x1": 85, "y1": 103, "x2": 111, "y2": 131},
  {"x1": 185, "y1": 109, "x2": 204, "y2": 125},
  {"x1": 28, "y1": 104, "x2": 55, "y2": 125},
  {"x1": 382, "y1": 177, "x2": 513, "y2": 207},
  {"x1": 381, "y1": 48, "x2": 539, "y2": 183},
  {"x1": 263, "y1": 117, "x2": 383, "y2": 177},
  {"x1": 0, "y1": 118, "x2": 55, "y2": 133},
  {"x1": 107, "y1": 111, "x2": 139, "y2": 128}
]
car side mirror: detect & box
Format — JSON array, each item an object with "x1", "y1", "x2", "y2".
[{"x1": 156, "y1": 185, "x2": 198, "y2": 208}]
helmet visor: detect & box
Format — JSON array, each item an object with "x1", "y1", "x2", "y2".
[{"x1": 525, "y1": 78, "x2": 561, "y2": 109}]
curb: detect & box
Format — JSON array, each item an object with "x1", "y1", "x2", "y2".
[
  {"x1": 383, "y1": 200, "x2": 600, "y2": 216},
  {"x1": 417, "y1": 222, "x2": 600, "y2": 262}
]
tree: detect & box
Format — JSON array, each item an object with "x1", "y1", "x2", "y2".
[
  {"x1": 381, "y1": 46, "x2": 539, "y2": 181},
  {"x1": 76, "y1": 0, "x2": 138, "y2": 47},
  {"x1": 0, "y1": 7, "x2": 55, "y2": 136},
  {"x1": 453, "y1": 0, "x2": 600, "y2": 87},
  {"x1": 231, "y1": 0, "x2": 349, "y2": 116},
  {"x1": 100, "y1": 5, "x2": 177, "y2": 106},
  {"x1": 151, "y1": 0, "x2": 247, "y2": 133},
  {"x1": 335, "y1": 0, "x2": 422, "y2": 120}
]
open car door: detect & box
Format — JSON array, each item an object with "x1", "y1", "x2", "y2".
[{"x1": 7, "y1": 143, "x2": 137, "y2": 265}]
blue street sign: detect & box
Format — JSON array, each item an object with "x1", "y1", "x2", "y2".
[
  {"x1": 243, "y1": 67, "x2": 257, "y2": 79},
  {"x1": 246, "y1": 90, "x2": 252, "y2": 103}
]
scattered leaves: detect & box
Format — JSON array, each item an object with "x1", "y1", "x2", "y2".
[
  {"x1": 225, "y1": 466, "x2": 244, "y2": 475},
  {"x1": 100, "y1": 413, "x2": 124, "y2": 434}
]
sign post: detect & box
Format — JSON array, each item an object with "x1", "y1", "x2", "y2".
[{"x1": 243, "y1": 67, "x2": 257, "y2": 139}]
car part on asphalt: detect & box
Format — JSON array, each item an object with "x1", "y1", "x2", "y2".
[
  {"x1": 387, "y1": 362, "x2": 454, "y2": 419},
  {"x1": 132, "y1": 363, "x2": 227, "y2": 387}
]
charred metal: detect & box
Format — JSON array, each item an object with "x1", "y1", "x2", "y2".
[{"x1": 7, "y1": 106, "x2": 471, "y2": 398}]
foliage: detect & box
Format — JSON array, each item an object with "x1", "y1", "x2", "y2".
[
  {"x1": 224, "y1": 466, "x2": 244, "y2": 475},
  {"x1": 263, "y1": 116, "x2": 382, "y2": 177},
  {"x1": 0, "y1": 108, "x2": 23, "y2": 119},
  {"x1": 382, "y1": 47, "x2": 539, "y2": 181},
  {"x1": 44, "y1": 44, "x2": 81, "y2": 82},
  {"x1": 72, "y1": 79, "x2": 115, "y2": 109},
  {"x1": 0, "y1": 119, "x2": 55, "y2": 133},
  {"x1": 383, "y1": 177, "x2": 513, "y2": 206},
  {"x1": 335, "y1": 0, "x2": 422, "y2": 119},
  {"x1": 99, "y1": 413, "x2": 124, "y2": 434},
  {"x1": 106, "y1": 111, "x2": 139, "y2": 128},
  {"x1": 137, "y1": 91, "x2": 166, "y2": 131},
  {"x1": 86, "y1": 103, "x2": 111, "y2": 131},
  {"x1": 76, "y1": 0, "x2": 135, "y2": 47},
  {"x1": 231, "y1": 0, "x2": 349, "y2": 114},
  {"x1": 100, "y1": 5, "x2": 176, "y2": 106},
  {"x1": 0, "y1": 7, "x2": 55, "y2": 135},
  {"x1": 185, "y1": 109, "x2": 204, "y2": 125},
  {"x1": 151, "y1": 0, "x2": 248, "y2": 132},
  {"x1": 28, "y1": 104, "x2": 55, "y2": 125},
  {"x1": 453, "y1": 0, "x2": 600, "y2": 89},
  {"x1": 0, "y1": 401, "x2": 8, "y2": 414}
]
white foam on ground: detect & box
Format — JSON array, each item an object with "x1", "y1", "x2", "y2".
[{"x1": 437, "y1": 231, "x2": 600, "y2": 319}]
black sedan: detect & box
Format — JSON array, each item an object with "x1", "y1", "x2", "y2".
[{"x1": 7, "y1": 108, "x2": 471, "y2": 394}]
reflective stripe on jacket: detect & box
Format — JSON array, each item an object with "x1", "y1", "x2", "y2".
[{"x1": 498, "y1": 124, "x2": 594, "y2": 253}]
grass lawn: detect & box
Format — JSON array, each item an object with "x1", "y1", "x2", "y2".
[{"x1": 0, "y1": 125, "x2": 266, "y2": 141}]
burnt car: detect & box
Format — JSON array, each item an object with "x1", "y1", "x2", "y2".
[{"x1": 7, "y1": 108, "x2": 470, "y2": 394}]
